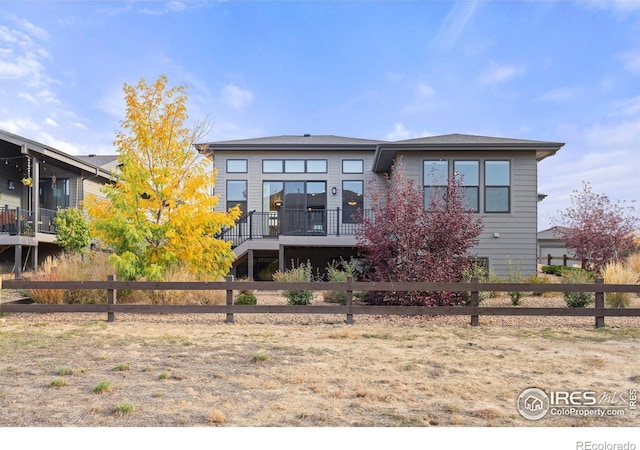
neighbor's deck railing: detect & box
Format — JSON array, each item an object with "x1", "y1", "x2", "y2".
[
  {"x1": 2, "y1": 277, "x2": 640, "y2": 328},
  {"x1": 0, "y1": 206, "x2": 58, "y2": 236}
]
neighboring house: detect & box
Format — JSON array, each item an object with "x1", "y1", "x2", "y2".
[
  {"x1": 537, "y1": 226, "x2": 570, "y2": 264},
  {"x1": 0, "y1": 129, "x2": 116, "y2": 276},
  {"x1": 196, "y1": 133, "x2": 564, "y2": 280}
]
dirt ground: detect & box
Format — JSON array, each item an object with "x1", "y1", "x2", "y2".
[{"x1": 1, "y1": 291, "x2": 639, "y2": 428}]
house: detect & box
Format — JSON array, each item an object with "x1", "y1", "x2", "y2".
[
  {"x1": 0, "y1": 129, "x2": 116, "y2": 277},
  {"x1": 537, "y1": 226, "x2": 571, "y2": 265},
  {"x1": 196, "y1": 133, "x2": 564, "y2": 280}
]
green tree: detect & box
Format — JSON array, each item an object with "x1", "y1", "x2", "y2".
[
  {"x1": 53, "y1": 207, "x2": 91, "y2": 253},
  {"x1": 84, "y1": 75, "x2": 240, "y2": 280}
]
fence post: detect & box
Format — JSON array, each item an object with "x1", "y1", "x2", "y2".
[
  {"x1": 346, "y1": 276, "x2": 354, "y2": 324},
  {"x1": 336, "y1": 207, "x2": 340, "y2": 237},
  {"x1": 563, "y1": 254, "x2": 568, "y2": 267},
  {"x1": 595, "y1": 277, "x2": 605, "y2": 328},
  {"x1": 225, "y1": 275, "x2": 234, "y2": 323},
  {"x1": 107, "y1": 274, "x2": 116, "y2": 323},
  {"x1": 547, "y1": 254, "x2": 552, "y2": 265},
  {"x1": 470, "y1": 276, "x2": 479, "y2": 327}
]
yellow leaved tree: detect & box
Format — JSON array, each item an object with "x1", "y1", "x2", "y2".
[{"x1": 84, "y1": 75, "x2": 241, "y2": 280}]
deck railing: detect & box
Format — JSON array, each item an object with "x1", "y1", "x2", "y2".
[
  {"x1": 0, "y1": 206, "x2": 58, "y2": 237},
  {"x1": 219, "y1": 208, "x2": 373, "y2": 248}
]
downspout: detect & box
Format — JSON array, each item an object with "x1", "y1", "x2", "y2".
[{"x1": 78, "y1": 167, "x2": 100, "y2": 208}]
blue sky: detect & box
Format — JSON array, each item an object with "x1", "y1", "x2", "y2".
[{"x1": 1, "y1": 0, "x2": 639, "y2": 230}]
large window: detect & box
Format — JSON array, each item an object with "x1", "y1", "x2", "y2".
[
  {"x1": 39, "y1": 178, "x2": 70, "y2": 210},
  {"x1": 227, "y1": 180, "x2": 247, "y2": 214},
  {"x1": 263, "y1": 181, "x2": 327, "y2": 235},
  {"x1": 423, "y1": 160, "x2": 448, "y2": 209},
  {"x1": 485, "y1": 161, "x2": 510, "y2": 213},
  {"x1": 454, "y1": 161, "x2": 479, "y2": 212},
  {"x1": 342, "y1": 180, "x2": 363, "y2": 223}
]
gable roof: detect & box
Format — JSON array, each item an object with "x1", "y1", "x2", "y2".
[{"x1": 373, "y1": 133, "x2": 565, "y2": 172}]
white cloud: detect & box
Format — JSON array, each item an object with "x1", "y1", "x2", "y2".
[
  {"x1": 18, "y1": 92, "x2": 36, "y2": 103},
  {"x1": 611, "y1": 95, "x2": 640, "y2": 117},
  {"x1": 221, "y1": 84, "x2": 254, "y2": 111},
  {"x1": 0, "y1": 117, "x2": 39, "y2": 135},
  {"x1": 417, "y1": 83, "x2": 435, "y2": 98},
  {"x1": 45, "y1": 117, "x2": 58, "y2": 127},
  {"x1": 578, "y1": 0, "x2": 640, "y2": 13},
  {"x1": 479, "y1": 64, "x2": 524, "y2": 85},
  {"x1": 536, "y1": 87, "x2": 584, "y2": 103},
  {"x1": 618, "y1": 48, "x2": 640, "y2": 74},
  {"x1": 139, "y1": 2, "x2": 188, "y2": 16},
  {"x1": 538, "y1": 117, "x2": 640, "y2": 229},
  {"x1": 386, "y1": 123, "x2": 412, "y2": 141},
  {"x1": 14, "y1": 17, "x2": 50, "y2": 41},
  {"x1": 385, "y1": 123, "x2": 435, "y2": 142},
  {"x1": 432, "y1": 1, "x2": 480, "y2": 51}
]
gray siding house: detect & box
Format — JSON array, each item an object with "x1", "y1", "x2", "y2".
[
  {"x1": 0, "y1": 129, "x2": 116, "y2": 276},
  {"x1": 197, "y1": 133, "x2": 564, "y2": 280}
]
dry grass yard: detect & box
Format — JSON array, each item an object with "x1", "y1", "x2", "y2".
[{"x1": 1, "y1": 291, "x2": 639, "y2": 428}]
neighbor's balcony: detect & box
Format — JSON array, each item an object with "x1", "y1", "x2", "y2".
[
  {"x1": 0, "y1": 206, "x2": 58, "y2": 237},
  {"x1": 219, "y1": 208, "x2": 373, "y2": 249}
]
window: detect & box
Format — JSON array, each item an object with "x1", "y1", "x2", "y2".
[
  {"x1": 226, "y1": 159, "x2": 247, "y2": 173},
  {"x1": 263, "y1": 160, "x2": 283, "y2": 173},
  {"x1": 227, "y1": 180, "x2": 247, "y2": 215},
  {"x1": 262, "y1": 159, "x2": 328, "y2": 173},
  {"x1": 306, "y1": 160, "x2": 327, "y2": 173},
  {"x1": 454, "y1": 161, "x2": 479, "y2": 212},
  {"x1": 263, "y1": 181, "x2": 284, "y2": 211},
  {"x1": 342, "y1": 180, "x2": 363, "y2": 223},
  {"x1": 423, "y1": 160, "x2": 448, "y2": 209},
  {"x1": 485, "y1": 161, "x2": 510, "y2": 213},
  {"x1": 342, "y1": 159, "x2": 364, "y2": 174},
  {"x1": 39, "y1": 178, "x2": 70, "y2": 210},
  {"x1": 284, "y1": 160, "x2": 305, "y2": 173}
]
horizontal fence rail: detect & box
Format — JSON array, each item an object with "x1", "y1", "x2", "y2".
[{"x1": 1, "y1": 277, "x2": 640, "y2": 328}]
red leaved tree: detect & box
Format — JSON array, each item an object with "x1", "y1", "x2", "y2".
[
  {"x1": 554, "y1": 181, "x2": 639, "y2": 272},
  {"x1": 356, "y1": 159, "x2": 484, "y2": 306}
]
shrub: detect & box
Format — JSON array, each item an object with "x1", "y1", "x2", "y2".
[
  {"x1": 235, "y1": 292, "x2": 257, "y2": 305},
  {"x1": 602, "y1": 261, "x2": 639, "y2": 308},
  {"x1": 142, "y1": 264, "x2": 225, "y2": 305},
  {"x1": 323, "y1": 259, "x2": 358, "y2": 305},
  {"x1": 506, "y1": 258, "x2": 525, "y2": 306},
  {"x1": 93, "y1": 380, "x2": 113, "y2": 394},
  {"x1": 49, "y1": 378, "x2": 68, "y2": 388},
  {"x1": 541, "y1": 265, "x2": 565, "y2": 276},
  {"x1": 562, "y1": 269, "x2": 594, "y2": 308},
  {"x1": 524, "y1": 275, "x2": 551, "y2": 297},
  {"x1": 114, "y1": 402, "x2": 135, "y2": 416},
  {"x1": 461, "y1": 262, "x2": 490, "y2": 304},
  {"x1": 626, "y1": 252, "x2": 640, "y2": 275},
  {"x1": 27, "y1": 252, "x2": 113, "y2": 304},
  {"x1": 272, "y1": 260, "x2": 315, "y2": 305}
]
